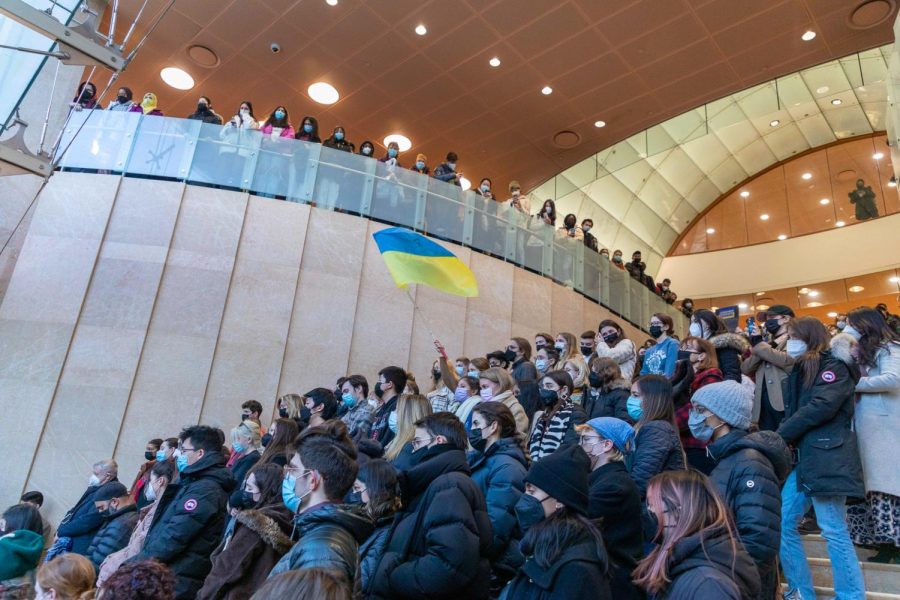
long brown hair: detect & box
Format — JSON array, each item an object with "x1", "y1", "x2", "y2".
[
  {"x1": 680, "y1": 337, "x2": 718, "y2": 370},
  {"x1": 589, "y1": 356, "x2": 622, "y2": 392},
  {"x1": 37, "y1": 554, "x2": 96, "y2": 600},
  {"x1": 250, "y1": 568, "x2": 351, "y2": 600},
  {"x1": 788, "y1": 316, "x2": 830, "y2": 388},
  {"x1": 633, "y1": 470, "x2": 740, "y2": 595},
  {"x1": 259, "y1": 418, "x2": 299, "y2": 465},
  {"x1": 634, "y1": 375, "x2": 675, "y2": 432},
  {"x1": 848, "y1": 306, "x2": 900, "y2": 367}
]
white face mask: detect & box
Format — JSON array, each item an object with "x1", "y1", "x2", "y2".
[
  {"x1": 89, "y1": 474, "x2": 101, "y2": 487},
  {"x1": 786, "y1": 339, "x2": 808, "y2": 358},
  {"x1": 842, "y1": 324, "x2": 862, "y2": 341},
  {"x1": 689, "y1": 322, "x2": 703, "y2": 338}
]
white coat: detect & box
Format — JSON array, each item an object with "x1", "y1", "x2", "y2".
[{"x1": 855, "y1": 341, "x2": 900, "y2": 497}]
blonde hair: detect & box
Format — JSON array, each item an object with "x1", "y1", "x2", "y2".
[
  {"x1": 680, "y1": 337, "x2": 718, "y2": 370},
  {"x1": 278, "y1": 393, "x2": 304, "y2": 419},
  {"x1": 574, "y1": 424, "x2": 624, "y2": 462},
  {"x1": 557, "y1": 332, "x2": 578, "y2": 362},
  {"x1": 479, "y1": 367, "x2": 513, "y2": 393},
  {"x1": 384, "y1": 394, "x2": 433, "y2": 460},
  {"x1": 233, "y1": 420, "x2": 261, "y2": 447},
  {"x1": 563, "y1": 357, "x2": 588, "y2": 389},
  {"x1": 37, "y1": 554, "x2": 96, "y2": 600}
]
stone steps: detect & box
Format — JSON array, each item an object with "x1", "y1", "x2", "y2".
[
  {"x1": 808, "y1": 557, "x2": 900, "y2": 595},
  {"x1": 802, "y1": 534, "x2": 876, "y2": 561}
]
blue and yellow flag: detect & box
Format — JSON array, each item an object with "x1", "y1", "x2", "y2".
[{"x1": 373, "y1": 227, "x2": 479, "y2": 297}]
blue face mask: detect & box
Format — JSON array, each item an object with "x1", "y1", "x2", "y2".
[
  {"x1": 454, "y1": 387, "x2": 468, "y2": 403},
  {"x1": 842, "y1": 325, "x2": 861, "y2": 341},
  {"x1": 232, "y1": 442, "x2": 245, "y2": 454},
  {"x1": 535, "y1": 358, "x2": 548, "y2": 372},
  {"x1": 334, "y1": 131, "x2": 344, "y2": 140},
  {"x1": 175, "y1": 454, "x2": 189, "y2": 473},
  {"x1": 455, "y1": 365, "x2": 464, "y2": 376},
  {"x1": 480, "y1": 183, "x2": 490, "y2": 193},
  {"x1": 626, "y1": 396, "x2": 643, "y2": 421},
  {"x1": 786, "y1": 339, "x2": 808, "y2": 358},
  {"x1": 388, "y1": 411, "x2": 398, "y2": 433},
  {"x1": 303, "y1": 123, "x2": 313, "y2": 133},
  {"x1": 274, "y1": 110, "x2": 285, "y2": 120},
  {"x1": 416, "y1": 160, "x2": 425, "y2": 170},
  {"x1": 467, "y1": 369, "x2": 479, "y2": 378},
  {"x1": 341, "y1": 393, "x2": 356, "y2": 409},
  {"x1": 688, "y1": 409, "x2": 721, "y2": 442},
  {"x1": 362, "y1": 146, "x2": 372, "y2": 156},
  {"x1": 388, "y1": 148, "x2": 398, "y2": 158},
  {"x1": 281, "y1": 475, "x2": 300, "y2": 513},
  {"x1": 155, "y1": 450, "x2": 166, "y2": 462}
]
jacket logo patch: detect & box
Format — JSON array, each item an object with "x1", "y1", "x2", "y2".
[
  {"x1": 746, "y1": 480, "x2": 755, "y2": 488},
  {"x1": 184, "y1": 499, "x2": 198, "y2": 511},
  {"x1": 821, "y1": 370, "x2": 836, "y2": 383}
]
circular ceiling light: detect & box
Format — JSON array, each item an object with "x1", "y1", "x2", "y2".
[
  {"x1": 489, "y1": 57, "x2": 501, "y2": 67},
  {"x1": 756, "y1": 291, "x2": 766, "y2": 296},
  {"x1": 827, "y1": 311, "x2": 838, "y2": 318},
  {"x1": 819, "y1": 198, "x2": 830, "y2": 205},
  {"x1": 807, "y1": 301, "x2": 823, "y2": 307},
  {"x1": 740, "y1": 190, "x2": 750, "y2": 198},
  {"x1": 541, "y1": 86, "x2": 553, "y2": 95},
  {"x1": 594, "y1": 120, "x2": 606, "y2": 128},
  {"x1": 836, "y1": 220, "x2": 846, "y2": 227},
  {"x1": 831, "y1": 98, "x2": 842, "y2": 105},
  {"x1": 849, "y1": 285, "x2": 865, "y2": 293},
  {"x1": 308, "y1": 81, "x2": 339, "y2": 104},
  {"x1": 799, "y1": 288, "x2": 811, "y2": 295},
  {"x1": 778, "y1": 234, "x2": 788, "y2": 240},
  {"x1": 760, "y1": 213, "x2": 770, "y2": 221},
  {"x1": 414, "y1": 24, "x2": 427, "y2": 35},
  {"x1": 769, "y1": 119, "x2": 780, "y2": 127},
  {"x1": 873, "y1": 152, "x2": 884, "y2": 159},
  {"x1": 160, "y1": 66, "x2": 194, "y2": 90},
  {"x1": 383, "y1": 134, "x2": 411, "y2": 152},
  {"x1": 816, "y1": 86, "x2": 830, "y2": 94},
  {"x1": 738, "y1": 303, "x2": 748, "y2": 309},
  {"x1": 706, "y1": 227, "x2": 716, "y2": 234},
  {"x1": 756, "y1": 304, "x2": 769, "y2": 311},
  {"x1": 326, "y1": 0, "x2": 338, "y2": 5},
  {"x1": 808, "y1": 290, "x2": 819, "y2": 297},
  {"x1": 801, "y1": 30, "x2": 817, "y2": 41},
  {"x1": 801, "y1": 172, "x2": 812, "y2": 180},
  {"x1": 459, "y1": 176, "x2": 471, "y2": 191}
]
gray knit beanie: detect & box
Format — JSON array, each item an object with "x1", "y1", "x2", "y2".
[{"x1": 691, "y1": 380, "x2": 751, "y2": 430}]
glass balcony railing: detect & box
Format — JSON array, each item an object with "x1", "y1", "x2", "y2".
[{"x1": 55, "y1": 110, "x2": 687, "y2": 337}]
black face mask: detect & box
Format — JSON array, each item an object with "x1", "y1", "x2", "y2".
[
  {"x1": 278, "y1": 407, "x2": 288, "y2": 419},
  {"x1": 677, "y1": 350, "x2": 692, "y2": 362},
  {"x1": 346, "y1": 491, "x2": 364, "y2": 505},
  {"x1": 503, "y1": 348, "x2": 517, "y2": 363},
  {"x1": 580, "y1": 346, "x2": 593, "y2": 357},
  {"x1": 539, "y1": 388, "x2": 559, "y2": 407},
  {"x1": 232, "y1": 490, "x2": 254, "y2": 510},
  {"x1": 144, "y1": 451, "x2": 155, "y2": 461},
  {"x1": 117, "y1": 94, "x2": 128, "y2": 104},
  {"x1": 374, "y1": 382, "x2": 385, "y2": 399},
  {"x1": 649, "y1": 325, "x2": 663, "y2": 339},
  {"x1": 588, "y1": 371, "x2": 603, "y2": 389},
  {"x1": 602, "y1": 332, "x2": 618, "y2": 345},
  {"x1": 515, "y1": 494, "x2": 546, "y2": 534},
  {"x1": 468, "y1": 427, "x2": 487, "y2": 453},
  {"x1": 300, "y1": 406, "x2": 312, "y2": 422},
  {"x1": 764, "y1": 318, "x2": 782, "y2": 335},
  {"x1": 261, "y1": 433, "x2": 272, "y2": 447},
  {"x1": 197, "y1": 102, "x2": 209, "y2": 112},
  {"x1": 241, "y1": 413, "x2": 250, "y2": 422}
]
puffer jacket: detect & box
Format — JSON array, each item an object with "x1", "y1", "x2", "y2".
[
  {"x1": 197, "y1": 504, "x2": 294, "y2": 600},
  {"x1": 370, "y1": 446, "x2": 492, "y2": 600},
  {"x1": 710, "y1": 333, "x2": 749, "y2": 383},
  {"x1": 501, "y1": 535, "x2": 611, "y2": 600},
  {"x1": 268, "y1": 502, "x2": 373, "y2": 582},
  {"x1": 583, "y1": 379, "x2": 631, "y2": 422},
  {"x1": 130, "y1": 452, "x2": 235, "y2": 600},
  {"x1": 86, "y1": 504, "x2": 140, "y2": 570},
  {"x1": 56, "y1": 479, "x2": 119, "y2": 556},
  {"x1": 468, "y1": 438, "x2": 528, "y2": 577},
  {"x1": 97, "y1": 498, "x2": 163, "y2": 586},
  {"x1": 777, "y1": 334, "x2": 865, "y2": 498},
  {"x1": 655, "y1": 527, "x2": 760, "y2": 600},
  {"x1": 707, "y1": 430, "x2": 791, "y2": 567},
  {"x1": 628, "y1": 421, "x2": 686, "y2": 499},
  {"x1": 359, "y1": 514, "x2": 393, "y2": 596}
]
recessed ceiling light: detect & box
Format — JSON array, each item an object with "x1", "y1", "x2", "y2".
[
  {"x1": 383, "y1": 134, "x2": 411, "y2": 152},
  {"x1": 807, "y1": 301, "x2": 823, "y2": 307},
  {"x1": 489, "y1": 57, "x2": 501, "y2": 67},
  {"x1": 307, "y1": 81, "x2": 339, "y2": 104},
  {"x1": 799, "y1": 288, "x2": 810, "y2": 295},
  {"x1": 816, "y1": 86, "x2": 830, "y2": 94},
  {"x1": 808, "y1": 290, "x2": 819, "y2": 297},
  {"x1": 827, "y1": 312, "x2": 838, "y2": 318},
  {"x1": 756, "y1": 291, "x2": 766, "y2": 296},
  {"x1": 778, "y1": 234, "x2": 787, "y2": 240},
  {"x1": 801, "y1": 172, "x2": 812, "y2": 180},
  {"x1": 873, "y1": 152, "x2": 884, "y2": 160},
  {"x1": 831, "y1": 98, "x2": 842, "y2": 105},
  {"x1": 706, "y1": 227, "x2": 716, "y2": 234},
  {"x1": 889, "y1": 276, "x2": 900, "y2": 283},
  {"x1": 849, "y1": 285, "x2": 865, "y2": 293},
  {"x1": 819, "y1": 198, "x2": 830, "y2": 205},
  {"x1": 769, "y1": 119, "x2": 780, "y2": 127},
  {"x1": 325, "y1": 0, "x2": 338, "y2": 5},
  {"x1": 160, "y1": 66, "x2": 194, "y2": 90},
  {"x1": 738, "y1": 303, "x2": 748, "y2": 309},
  {"x1": 414, "y1": 24, "x2": 427, "y2": 35},
  {"x1": 594, "y1": 120, "x2": 606, "y2": 128},
  {"x1": 756, "y1": 304, "x2": 769, "y2": 311},
  {"x1": 541, "y1": 86, "x2": 553, "y2": 95},
  {"x1": 836, "y1": 220, "x2": 846, "y2": 227},
  {"x1": 459, "y1": 176, "x2": 471, "y2": 191},
  {"x1": 801, "y1": 30, "x2": 816, "y2": 41},
  {"x1": 740, "y1": 190, "x2": 750, "y2": 198},
  {"x1": 760, "y1": 213, "x2": 770, "y2": 221}
]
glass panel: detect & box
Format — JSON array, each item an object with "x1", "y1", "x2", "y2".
[
  {"x1": 188, "y1": 121, "x2": 261, "y2": 190},
  {"x1": 608, "y1": 265, "x2": 629, "y2": 321},
  {"x1": 369, "y1": 161, "x2": 423, "y2": 229},
  {"x1": 552, "y1": 234, "x2": 578, "y2": 287},
  {"x1": 423, "y1": 179, "x2": 466, "y2": 243},
  {"x1": 582, "y1": 248, "x2": 601, "y2": 302},
  {"x1": 313, "y1": 146, "x2": 374, "y2": 215},
  {"x1": 470, "y1": 192, "x2": 508, "y2": 258},
  {"x1": 57, "y1": 109, "x2": 139, "y2": 171},
  {"x1": 126, "y1": 116, "x2": 200, "y2": 179},
  {"x1": 516, "y1": 216, "x2": 553, "y2": 275},
  {"x1": 249, "y1": 134, "x2": 296, "y2": 199}
]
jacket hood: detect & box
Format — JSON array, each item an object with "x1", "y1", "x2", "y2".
[
  {"x1": 403, "y1": 447, "x2": 471, "y2": 499},
  {"x1": 295, "y1": 502, "x2": 373, "y2": 544},
  {"x1": 711, "y1": 332, "x2": 750, "y2": 353},
  {"x1": 829, "y1": 333, "x2": 856, "y2": 366},
  {"x1": 0, "y1": 530, "x2": 44, "y2": 579},
  {"x1": 668, "y1": 527, "x2": 760, "y2": 599},
  {"x1": 603, "y1": 378, "x2": 631, "y2": 392},
  {"x1": 471, "y1": 437, "x2": 528, "y2": 470},
  {"x1": 236, "y1": 505, "x2": 294, "y2": 554},
  {"x1": 711, "y1": 430, "x2": 793, "y2": 482},
  {"x1": 181, "y1": 452, "x2": 236, "y2": 492}
]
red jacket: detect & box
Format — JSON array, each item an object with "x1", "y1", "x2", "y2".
[{"x1": 676, "y1": 367, "x2": 724, "y2": 450}]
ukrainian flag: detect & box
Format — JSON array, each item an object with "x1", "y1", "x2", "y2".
[{"x1": 373, "y1": 227, "x2": 479, "y2": 297}]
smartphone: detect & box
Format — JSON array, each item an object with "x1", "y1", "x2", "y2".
[{"x1": 746, "y1": 316, "x2": 756, "y2": 335}]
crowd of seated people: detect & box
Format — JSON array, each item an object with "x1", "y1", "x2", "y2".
[{"x1": 4, "y1": 304, "x2": 898, "y2": 599}]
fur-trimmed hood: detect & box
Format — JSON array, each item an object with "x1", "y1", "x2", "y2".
[
  {"x1": 604, "y1": 378, "x2": 632, "y2": 392},
  {"x1": 710, "y1": 332, "x2": 750, "y2": 353},
  {"x1": 829, "y1": 332, "x2": 856, "y2": 366},
  {"x1": 235, "y1": 506, "x2": 294, "y2": 554}
]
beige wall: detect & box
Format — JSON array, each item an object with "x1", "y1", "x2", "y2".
[{"x1": 0, "y1": 173, "x2": 644, "y2": 522}]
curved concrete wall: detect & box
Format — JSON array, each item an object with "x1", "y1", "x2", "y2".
[{"x1": 0, "y1": 173, "x2": 644, "y2": 522}]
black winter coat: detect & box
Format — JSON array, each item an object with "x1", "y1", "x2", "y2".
[
  {"x1": 583, "y1": 380, "x2": 631, "y2": 422},
  {"x1": 268, "y1": 503, "x2": 373, "y2": 582},
  {"x1": 707, "y1": 429, "x2": 791, "y2": 568},
  {"x1": 86, "y1": 504, "x2": 139, "y2": 570},
  {"x1": 652, "y1": 527, "x2": 759, "y2": 600},
  {"x1": 227, "y1": 450, "x2": 260, "y2": 509},
  {"x1": 777, "y1": 335, "x2": 865, "y2": 498},
  {"x1": 628, "y1": 421, "x2": 686, "y2": 499},
  {"x1": 359, "y1": 515, "x2": 393, "y2": 596},
  {"x1": 56, "y1": 479, "x2": 119, "y2": 556},
  {"x1": 370, "y1": 445, "x2": 492, "y2": 600},
  {"x1": 323, "y1": 137, "x2": 355, "y2": 152},
  {"x1": 468, "y1": 438, "x2": 528, "y2": 576},
  {"x1": 502, "y1": 536, "x2": 611, "y2": 600},
  {"x1": 131, "y1": 452, "x2": 235, "y2": 600},
  {"x1": 710, "y1": 333, "x2": 749, "y2": 383}
]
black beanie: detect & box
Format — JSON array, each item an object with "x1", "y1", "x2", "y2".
[{"x1": 524, "y1": 444, "x2": 591, "y2": 515}]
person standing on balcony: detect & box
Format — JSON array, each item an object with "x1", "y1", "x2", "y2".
[
  {"x1": 107, "y1": 87, "x2": 135, "y2": 111},
  {"x1": 295, "y1": 116, "x2": 321, "y2": 143},
  {"x1": 187, "y1": 96, "x2": 223, "y2": 125},
  {"x1": 225, "y1": 101, "x2": 259, "y2": 130},
  {"x1": 611, "y1": 249, "x2": 626, "y2": 269},
  {"x1": 359, "y1": 140, "x2": 375, "y2": 158},
  {"x1": 379, "y1": 141, "x2": 402, "y2": 167},
  {"x1": 410, "y1": 153, "x2": 430, "y2": 174},
  {"x1": 71, "y1": 81, "x2": 99, "y2": 110},
  {"x1": 505, "y1": 180, "x2": 530, "y2": 216},
  {"x1": 474, "y1": 178, "x2": 494, "y2": 200},
  {"x1": 581, "y1": 218, "x2": 598, "y2": 251},
  {"x1": 129, "y1": 92, "x2": 164, "y2": 116},
  {"x1": 322, "y1": 126, "x2": 354, "y2": 152},
  {"x1": 433, "y1": 152, "x2": 461, "y2": 186},
  {"x1": 260, "y1": 107, "x2": 295, "y2": 138},
  {"x1": 557, "y1": 213, "x2": 584, "y2": 240}
]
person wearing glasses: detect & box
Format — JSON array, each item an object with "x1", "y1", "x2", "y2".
[{"x1": 127, "y1": 425, "x2": 235, "y2": 599}]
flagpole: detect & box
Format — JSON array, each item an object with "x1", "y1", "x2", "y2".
[{"x1": 404, "y1": 287, "x2": 438, "y2": 343}]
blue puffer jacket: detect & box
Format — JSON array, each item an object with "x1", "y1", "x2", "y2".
[
  {"x1": 468, "y1": 438, "x2": 528, "y2": 576},
  {"x1": 627, "y1": 420, "x2": 685, "y2": 499}
]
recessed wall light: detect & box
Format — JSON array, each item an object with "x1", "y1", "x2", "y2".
[
  {"x1": 801, "y1": 172, "x2": 812, "y2": 180},
  {"x1": 889, "y1": 176, "x2": 898, "y2": 187},
  {"x1": 756, "y1": 291, "x2": 766, "y2": 296},
  {"x1": 801, "y1": 30, "x2": 816, "y2": 41},
  {"x1": 760, "y1": 214, "x2": 770, "y2": 221},
  {"x1": 414, "y1": 24, "x2": 427, "y2": 35},
  {"x1": 706, "y1": 227, "x2": 716, "y2": 234},
  {"x1": 756, "y1": 304, "x2": 769, "y2": 310},
  {"x1": 778, "y1": 234, "x2": 787, "y2": 240},
  {"x1": 819, "y1": 198, "x2": 830, "y2": 205},
  {"x1": 807, "y1": 301, "x2": 823, "y2": 307},
  {"x1": 827, "y1": 312, "x2": 838, "y2": 318},
  {"x1": 849, "y1": 285, "x2": 865, "y2": 293},
  {"x1": 808, "y1": 290, "x2": 819, "y2": 297},
  {"x1": 541, "y1": 86, "x2": 553, "y2": 95},
  {"x1": 160, "y1": 67, "x2": 194, "y2": 90},
  {"x1": 873, "y1": 152, "x2": 884, "y2": 160},
  {"x1": 831, "y1": 98, "x2": 842, "y2": 105},
  {"x1": 383, "y1": 134, "x2": 411, "y2": 152},
  {"x1": 740, "y1": 190, "x2": 750, "y2": 198},
  {"x1": 769, "y1": 119, "x2": 780, "y2": 127},
  {"x1": 889, "y1": 276, "x2": 900, "y2": 283},
  {"x1": 835, "y1": 220, "x2": 846, "y2": 227},
  {"x1": 799, "y1": 288, "x2": 811, "y2": 295},
  {"x1": 738, "y1": 303, "x2": 748, "y2": 309},
  {"x1": 459, "y1": 177, "x2": 471, "y2": 191},
  {"x1": 307, "y1": 81, "x2": 339, "y2": 104},
  {"x1": 594, "y1": 120, "x2": 606, "y2": 128},
  {"x1": 489, "y1": 57, "x2": 501, "y2": 67}
]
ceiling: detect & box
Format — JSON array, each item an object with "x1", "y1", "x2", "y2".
[{"x1": 107, "y1": 0, "x2": 897, "y2": 203}]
